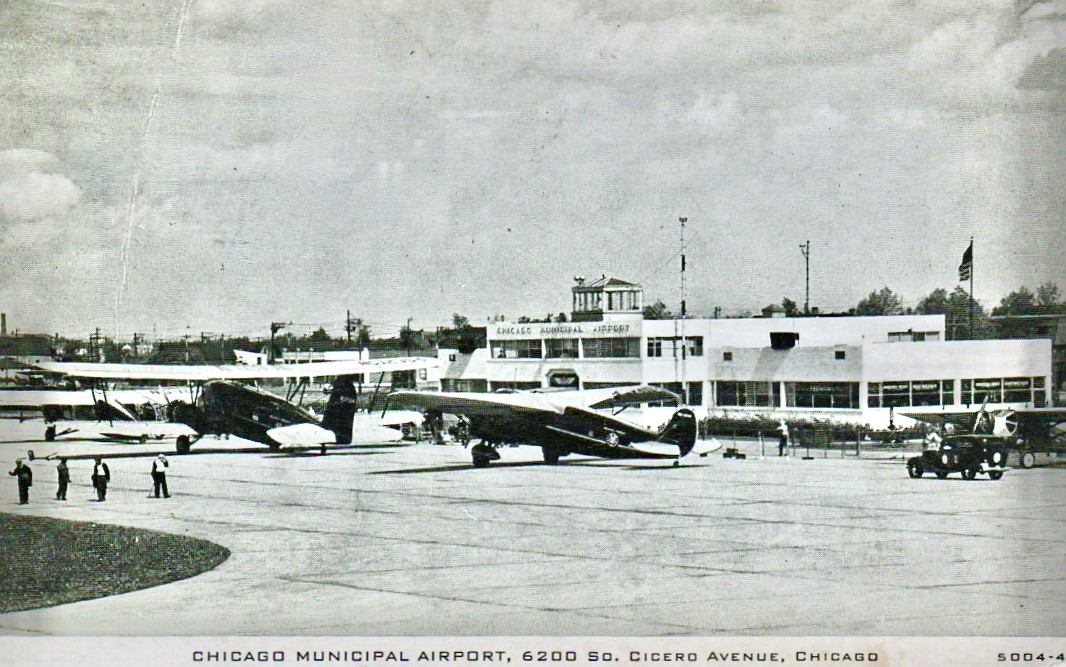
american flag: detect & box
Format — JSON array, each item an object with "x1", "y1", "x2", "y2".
[{"x1": 958, "y1": 241, "x2": 973, "y2": 282}]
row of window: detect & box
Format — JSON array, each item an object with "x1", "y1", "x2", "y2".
[
  {"x1": 962, "y1": 377, "x2": 1046, "y2": 407},
  {"x1": 867, "y1": 377, "x2": 1047, "y2": 408},
  {"x1": 868, "y1": 380, "x2": 954, "y2": 408},
  {"x1": 716, "y1": 382, "x2": 860, "y2": 409},
  {"x1": 491, "y1": 338, "x2": 642, "y2": 359},
  {"x1": 647, "y1": 337, "x2": 704, "y2": 358}
]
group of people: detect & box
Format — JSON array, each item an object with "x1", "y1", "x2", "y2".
[{"x1": 9, "y1": 454, "x2": 170, "y2": 504}]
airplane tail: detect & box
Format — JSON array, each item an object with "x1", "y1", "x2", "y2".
[
  {"x1": 658, "y1": 408, "x2": 698, "y2": 457},
  {"x1": 322, "y1": 375, "x2": 358, "y2": 444}
]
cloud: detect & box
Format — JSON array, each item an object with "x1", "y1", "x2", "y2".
[{"x1": 0, "y1": 150, "x2": 81, "y2": 224}]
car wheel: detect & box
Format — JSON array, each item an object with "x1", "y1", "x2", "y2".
[
  {"x1": 988, "y1": 471, "x2": 1003, "y2": 481},
  {"x1": 935, "y1": 471, "x2": 948, "y2": 479},
  {"x1": 907, "y1": 461, "x2": 923, "y2": 478},
  {"x1": 962, "y1": 467, "x2": 977, "y2": 480},
  {"x1": 472, "y1": 456, "x2": 491, "y2": 468},
  {"x1": 1020, "y1": 452, "x2": 1035, "y2": 469},
  {"x1": 176, "y1": 435, "x2": 191, "y2": 454}
]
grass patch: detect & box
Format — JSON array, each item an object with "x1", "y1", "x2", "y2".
[{"x1": 0, "y1": 513, "x2": 229, "y2": 613}]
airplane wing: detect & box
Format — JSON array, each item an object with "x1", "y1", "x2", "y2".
[
  {"x1": 0, "y1": 390, "x2": 102, "y2": 407},
  {"x1": 33, "y1": 357, "x2": 441, "y2": 382},
  {"x1": 388, "y1": 390, "x2": 561, "y2": 416}
]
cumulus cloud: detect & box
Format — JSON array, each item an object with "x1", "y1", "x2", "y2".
[{"x1": 0, "y1": 149, "x2": 81, "y2": 224}]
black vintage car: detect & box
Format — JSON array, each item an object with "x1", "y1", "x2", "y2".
[{"x1": 906, "y1": 435, "x2": 1009, "y2": 481}]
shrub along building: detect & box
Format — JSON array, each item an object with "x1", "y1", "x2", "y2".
[{"x1": 440, "y1": 276, "x2": 1052, "y2": 429}]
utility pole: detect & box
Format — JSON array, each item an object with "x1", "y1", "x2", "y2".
[
  {"x1": 132, "y1": 332, "x2": 142, "y2": 360},
  {"x1": 269, "y1": 322, "x2": 288, "y2": 364},
  {"x1": 89, "y1": 327, "x2": 102, "y2": 361},
  {"x1": 799, "y1": 240, "x2": 811, "y2": 316},
  {"x1": 404, "y1": 317, "x2": 413, "y2": 355}
]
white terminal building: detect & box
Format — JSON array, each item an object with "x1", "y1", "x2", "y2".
[{"x1": 442, "y1": 276, "x2": 1052, "y2": 428}]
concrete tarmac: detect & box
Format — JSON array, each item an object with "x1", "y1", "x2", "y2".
[{"x1": 0, "y1": 437, "x2": 1063, "y2": 636}]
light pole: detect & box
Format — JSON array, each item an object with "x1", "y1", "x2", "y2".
[{"x1": 799, "y1": 240, "x2": 810, "y2": 315}]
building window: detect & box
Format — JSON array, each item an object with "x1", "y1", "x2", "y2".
[
  {"x1": 723, "y1": 351, "x2": 733, "y2": 362},
  {"x1": 647, "y1": 339, "x2": 663, "y2": 358},
  {"x1": 545, "y1": 338, "x2": 579, "y2": 359},
  {"x1": 491, "y1": 380, "x2": 542, "y2": 391},
  {"x1": 492, "y1": 339, "x2": 542, "y2": 359},
  {"x1": 941, "y1": 380, "x2": 954, "y2": 406},
  {"x1": 835, "y1": 350, "x2": 846, "y2": 360},
  {"x1": 686, "y1": 337, "x2": 703, "y2": 357},
  {"x1": 716, "y1": 381, "x2": 776, "y2": 407},
  {"x1": 582, "y1": 337, "x2": 640, "y2": 358},
  {"x1": 910, "y1": 380, "x2": 941, "y2": 406},
  {"x1": 785, "y1": 382, "x2": 860, "y2": 409}
]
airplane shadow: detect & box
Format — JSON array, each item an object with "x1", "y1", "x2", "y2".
[
  {"x1": 262, "y1": 450, "x2": 387, "y2": 459},
  {"x1": 369, "y1": 459, "x2": 614, "y2": 475}
]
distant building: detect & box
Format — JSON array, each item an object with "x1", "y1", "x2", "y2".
[
  {"x1": 990, "y1": 313, "x2": 1066, "y2": 402},
  {"x1": 441, "y1": 276, "x2": 1054, "y2": 427}
]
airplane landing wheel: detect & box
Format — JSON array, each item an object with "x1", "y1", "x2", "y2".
[
  {"x1": 472, "y1": 456, "x2": 491, "y2": 468},
  {"x1": 176, "y1": 435, "x2": 192, "y2": 454},
  {"x1": 542, "y1": 448, "x2": 561, "y2": 465},
  {"x1": 45, "y1": 425, "x2": 56, "y2": 442}
]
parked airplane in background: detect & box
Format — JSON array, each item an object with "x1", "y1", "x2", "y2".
[
  {"x1": 389, "y1": 385, "x2": 713, "y2": 467},
  {"x1": 31, "y1": 357, "x2": 440, "y2": 453},
  {"x1": 0, "y1": 388, "x2": 193, "y2": 443},
  {"x1": 905, "y1": 403, "x2": 1066, "y2": 468}
]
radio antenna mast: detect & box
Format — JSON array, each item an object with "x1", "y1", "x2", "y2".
[{"x1": 680, "y1": 217, "x2": 688, "y2": 405}]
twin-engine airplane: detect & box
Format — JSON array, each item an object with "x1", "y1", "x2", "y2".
[
  {"x1": 389, "y1": 385, "x2": 711, "y2": 467},
  {"x1": 31, "y1": 358, "x2": 439, "y2": 453}
]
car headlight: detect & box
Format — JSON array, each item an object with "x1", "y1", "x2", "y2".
[
  {"x1": 992, "y1": 451, "x2": 1002, "y2": 464},
  {"x1": 942, "y1": 454, "x2": 950, "y2": 466}
]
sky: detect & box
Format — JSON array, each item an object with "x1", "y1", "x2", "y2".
[{"x1": 0, "y1": 0, "x2": 1064, "y2": 339}]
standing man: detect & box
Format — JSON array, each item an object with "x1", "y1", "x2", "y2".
[
  {"x1": 8, "y1": 459, "x2": 32, "y2": 505},
  {"x1": 56, "y1": 458, "x2": 70, "y2": 500},
  {"x1": 91, "y1": 457, "x2": 110, "y2": 502},
  {"x1": 150, "y1": 454, "x2": 170, "y2": 499},
  {"x1": 777, "y1": 420, "x2": 790, "y2": 457}
]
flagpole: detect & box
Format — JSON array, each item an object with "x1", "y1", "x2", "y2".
[{"x1": 969, "y1": 236, "x2": 974, "y2": 339}]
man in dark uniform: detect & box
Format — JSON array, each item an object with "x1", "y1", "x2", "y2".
[
  {"x1": 91, "y1": 457, "x2": 110, "y2": 501},
  {"x1": 9, "y1": 459, "x2": 32, "y2": 504},
  {"x1": 150, "y1": 454, "x2": 169, "y2": 498},
  {"x1": 56, "y1": 458, "x2": 70, "y2": 500}
]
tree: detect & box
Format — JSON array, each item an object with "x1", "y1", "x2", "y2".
[
  {"x1": 554, "y1": 312, "x2": 568, "y2": 323},
  {"x1": 642, "y1": 300, "x2": 673, "y2": 320},
  {"x1": 947, "y1": 286, "x2": 991, "y2": 340},
  {"x1": 992, "y1": 286, "x2": 1036, "y2": 316},
  {"x1": 1036, "y1": 282, "x2": 1061, "y2": 309},
  {"x1": 915, "y1": 288, "x2": 950, "y2": 315},
  {"x1": 782, "y1": 297, "x2": 799, "y2": 317},
  {"x1": 308, "y1": 327, "x2": 331, "y2": 345},
  {"x1": 355, "y1": 324, "x2": 371, "y2": 349},
  {"x1": 854, "y1": 287, "x2": 903, "y2": 316},
  {"x1": 452, "y1": 313, "x2": 470, "y2": 329}
]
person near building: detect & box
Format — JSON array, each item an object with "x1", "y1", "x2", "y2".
[
  {"x1": 92, "y1": 457, "x2": 110, "y2": 501},
  {"x1": 56, "y1": 458, "x2": 70, "y2": 500},
  {"x1": 777, "y1": 420, "x2": 790, "y2": 457},
  {"x1": 9, "y1": 459, "x2": 32, "y2": 504},
  {"x1": 150, "y1": 454, "x2": 170, "y2": 499}
]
